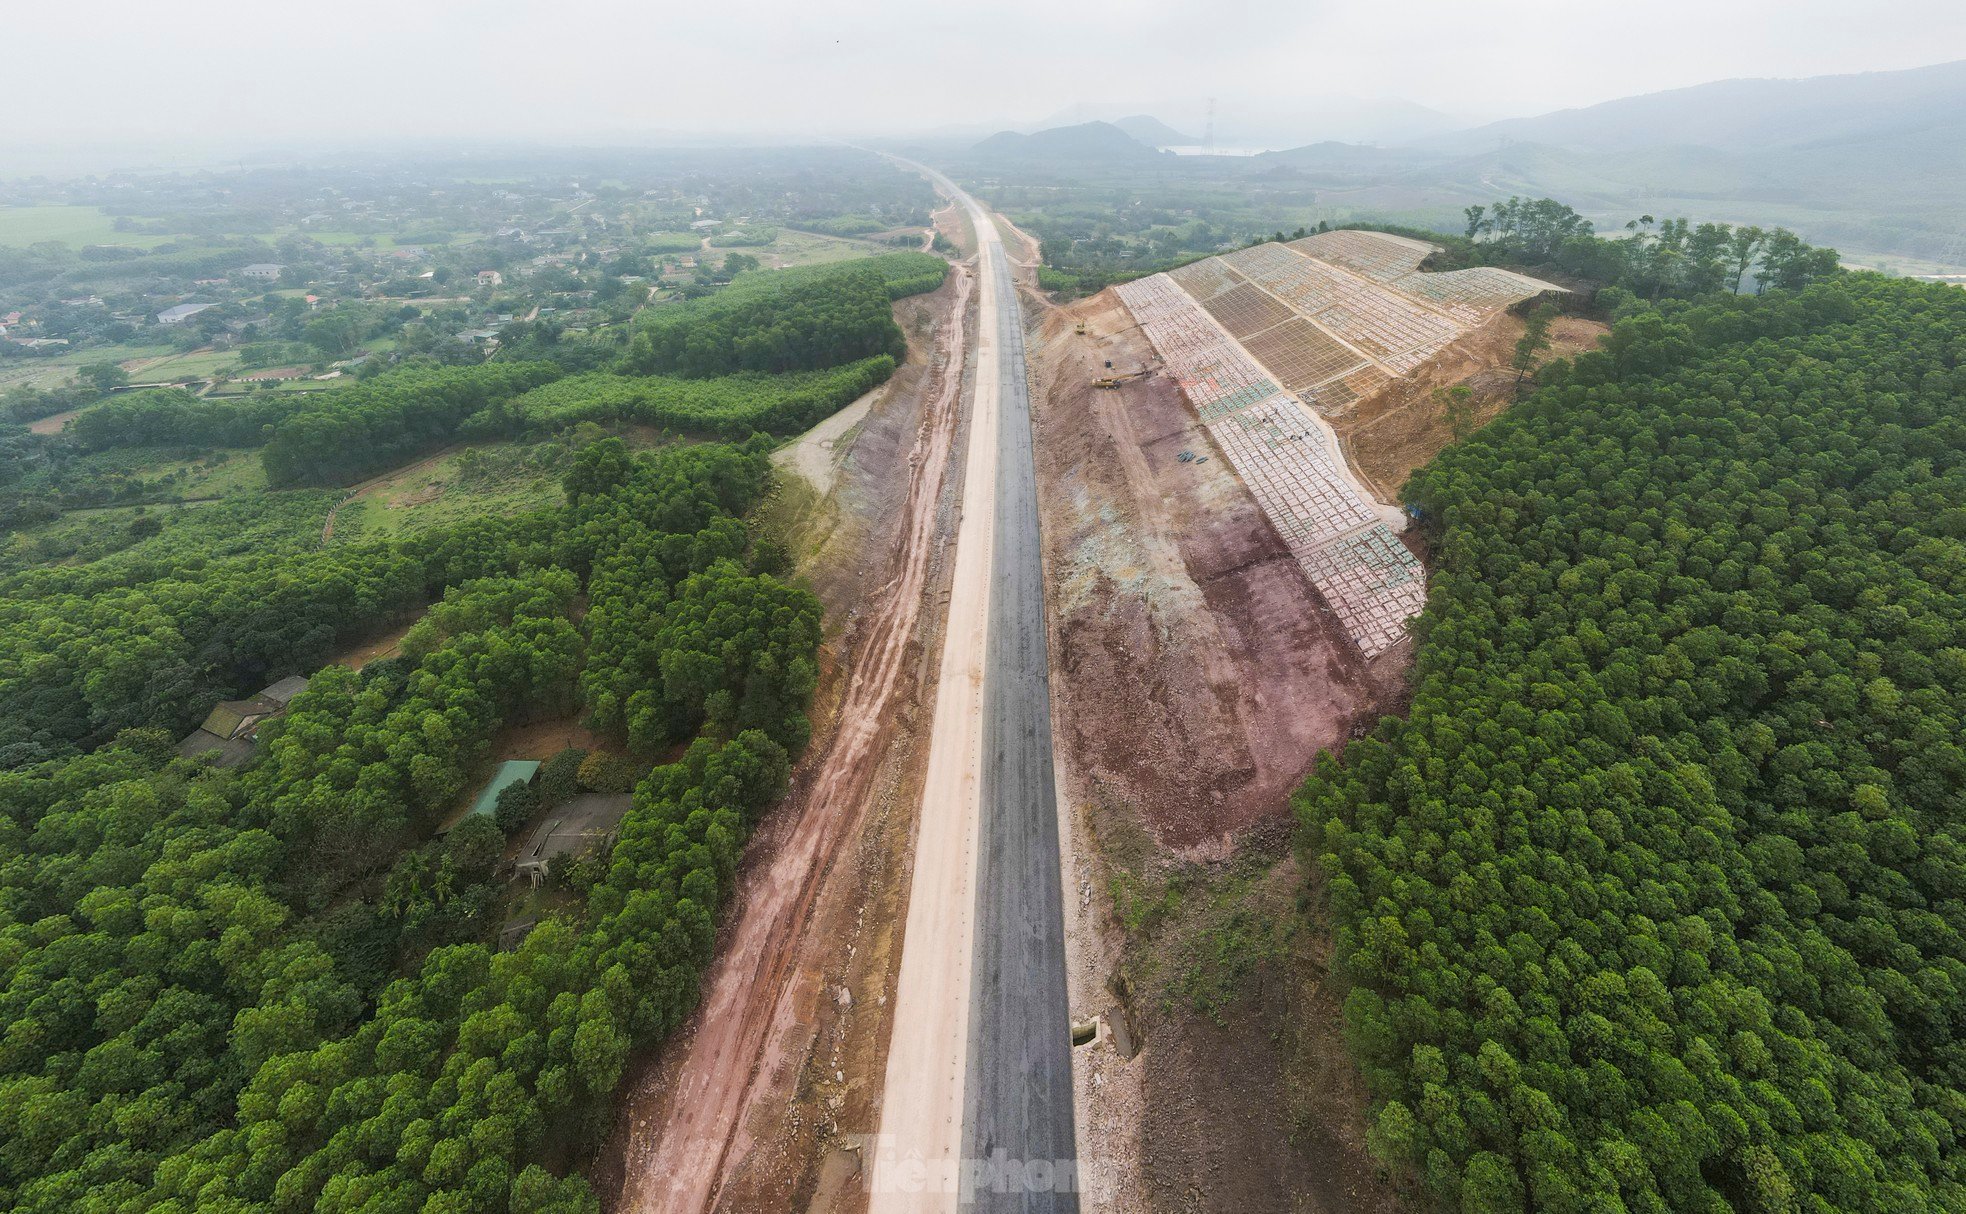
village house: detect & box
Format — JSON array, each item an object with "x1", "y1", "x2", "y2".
[{"x1": 177, "y1": 675, "x2": 311, "y2": 766}]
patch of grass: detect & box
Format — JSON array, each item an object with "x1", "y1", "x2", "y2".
[
  {"x1": 733, "y1": 228, "x2": 889, "y2": 268},
  {"x1": 1163, "y1": 862, "x2": 1296, "y2": 1027},
  {"x1": 331, "y1": 440, "x2": 568, "y2": 541},
  {"x1": 1090, "y1": 797, "x2": 1300, "y2": 1029},
  {"x1": 138, "y1": 349, "x2": 240, "y2": 380},
  {"x1": 0, "y1": 344, "x2": 173, "y2": 392},
  {"x1": 0, "y1": 206, "x2": 184, "y2": 249}
]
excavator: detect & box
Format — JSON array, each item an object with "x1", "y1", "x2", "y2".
[{"x1": 1093, "y1": 354, "x2": 1148, "y2": 387}]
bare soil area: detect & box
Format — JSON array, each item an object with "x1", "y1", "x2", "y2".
[
  {"x1": 1032, "y1": 290, "x2": 1399, "y2": 853},
  {"x1": 596, "y1": 264, "x2": 974, "y2": 1214},
  {"x1": 1031, "y1": 288, "x2": 1410, "y2": 1214},
  {"x1": 1335, "y1": 313, "x2": 1606, "y2": 502}
]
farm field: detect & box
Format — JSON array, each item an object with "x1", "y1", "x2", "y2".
[
  {"x1": 712, "y1": 227, "x2": 892, "y2": 268},
  {"x1": 134, "y1": 348, "x2": 241, "y2": 381},
  {"x1": 0, "y1": 205, "x2": 186, "y2": 249},
  {"x1": 0, "y1": 343, "x2": 174, "y2": 391}
]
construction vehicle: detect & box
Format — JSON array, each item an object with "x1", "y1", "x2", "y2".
[
  {"x1": 1092, "y1": 369, "x2": 1148, "y2": 390},
  {"x1": 1074, "y1": 320, "x2": 1087, "y2": 335}
]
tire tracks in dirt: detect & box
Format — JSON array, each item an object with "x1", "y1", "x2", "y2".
[{"x1": 609, "y1": 261, "x2": 975, "y2": 1214}]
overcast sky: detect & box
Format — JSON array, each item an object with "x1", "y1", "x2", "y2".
[{"x1": 10, "y1": 0, "x2": 1966, "y2": 151}]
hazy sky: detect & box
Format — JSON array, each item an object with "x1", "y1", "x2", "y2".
[{"x1": 11, "y1": 0, "x2": 1966, "y2": 148}]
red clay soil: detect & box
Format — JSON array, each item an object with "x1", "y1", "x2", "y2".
[
  {"x1": 595, "y1": 266, "x2": 973, "y2": 1214},
  {"x1": 1031, "y1": 289, "x2": 1403, "y2": 853},
  {"x1": 1031, "y1": 287, "x2": 1412, "y2": 1214}
]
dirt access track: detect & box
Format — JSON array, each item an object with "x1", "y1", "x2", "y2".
[{"x1": 598, "y1": 259, "x2": 974, "y2": 1213}]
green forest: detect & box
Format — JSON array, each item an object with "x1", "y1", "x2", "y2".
[
  {"x1": 0, "y1": 234, "x2": 956, "y2": 1211},
  {"x1": 0, "y1": 438, "x2": 817, "y2": 1213},
  {"x1": 1300, "y1": 273, "x2": 1966, "y2": 1212},
  {"x1": 0, "y1": 253, "x2": 945, "y2": 529},
  {"x1": 621, "y1": 252, "x2": 943, "y2": 377}
]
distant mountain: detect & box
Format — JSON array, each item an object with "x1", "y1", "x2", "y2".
[
  {"x1": 1258, "y1": 141, "x2": 1442, "y2": 171},
  {"x1": 1223, "y1": 97, "x2": 1460, "y2": 148},
  {"x1": 1031, "y1": 96, "x2": 1460, "y2": 149},
  {"x1": 1392, "y1": 60, "x2": 1966, "y2": 264},
  {"x1": 1111, "y1": 115, "x2": 1197, "y2": 146},
  {"x1": 971, "y1": 121, "x2": 1158, "y2": 162},
  {"x1": 1425, "y1": 59, "x2": 1966, "y2": 155}
]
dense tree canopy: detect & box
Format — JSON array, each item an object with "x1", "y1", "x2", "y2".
[
  {"x1": 62, "y1": 363, "x2": 563, "y2": 487},
  {"x1": 0, "y1": 437, "x2": 820, "y2": 1213},
  {"x1": 1299, "y1": 274, "x2": 1966, "y2": 1212},
  {"x1": 620, "y1": 253, "x2": 942, "y2": 378},
  {"x1": 488, "y1": 356, "x2": 895, "y2": 440},
  {"x1": 0, "y1": 237, "x2": 939, "y2": 1210}
]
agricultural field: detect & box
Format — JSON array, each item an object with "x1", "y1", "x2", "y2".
[
  {"x1": 0, "y1": 343, "x2": 174, "y2": 392},
  {"x1": 0, "y1": 205, "x2": 185, "y2": 249},
  {"x1": 711, "y1": 227, "x2": 894, "y2": 268},
  {"x1": 133, "y1": 348, "x2": 242, "y2": 381}
]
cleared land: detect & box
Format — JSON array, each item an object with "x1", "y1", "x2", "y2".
[
  {"x1": 1114, "y1": 273, "x2": 1423, "y2": 658},
  {"x1": 326, "y1": 443, "x2": 565, "y2": 541},
  {"x1": 0, "y1": 205, "x2": 184, "y2": 248},
  {"x1": 1113, "y1": 231, "x2": 1561, "y2": 658},
  {"x1": 1029, "y1": 290, "x2": 1407, "y2": 1212},
  {"x1": 600, "y1": 262, "x2": 974, "y2": 1214}
]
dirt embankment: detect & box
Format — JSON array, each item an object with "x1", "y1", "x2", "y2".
[
  {"x1": 1029, "y1": 288, "x2": 1409, "y2": 1214},
  {"x1": 1334, "y1": 312, "x2": 1606, "y2": 503},
  {"x1": 596, "y1": 264, "x2": 974, "y2": 1214}
]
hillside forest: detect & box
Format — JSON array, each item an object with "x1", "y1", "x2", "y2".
[{"x1": 1302, "y1": 271, "x2": 1966, "y2": 1212}]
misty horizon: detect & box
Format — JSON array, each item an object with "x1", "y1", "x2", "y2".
[{"x1": 6, "y1": 0, "x2": 1966, "y2": 174}]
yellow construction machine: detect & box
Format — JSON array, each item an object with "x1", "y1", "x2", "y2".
[{"x1": 1091, "y1": 370, "x2": 1147, "y2": 390}]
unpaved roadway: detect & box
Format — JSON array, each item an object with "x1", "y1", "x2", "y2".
[{"x1": 612, "y1": 265, "x2": 974, "y2": 1213}]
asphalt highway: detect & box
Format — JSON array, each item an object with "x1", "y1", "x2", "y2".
[{"x1": 957, "y1": 188, "x2": 1079, "y2": 1213}]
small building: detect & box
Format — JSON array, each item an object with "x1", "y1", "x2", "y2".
[
  {"x1": 515, "y1": 792, "x2": 632, "y2": 887},
  {"x1": 454, "y1": 760, "x2": 540, "y2": 830},
  {"x1": 178, "y1": 675, "x2": 310, "y2": 766},
  {"x1": 156, "y1": 302, "x2": 216, "y2": 325},
  {"x1": 239, "y1": 263, "x2": 286, "y2": 281},
  {"x1": 475, "y1": 270, "x2": 503, "y2": 287}
]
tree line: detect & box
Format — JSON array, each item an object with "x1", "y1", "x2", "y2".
[
  {"x1": 1457, "y1": 197, "x2": 1844, "y2": 300},
  {"x1": 620, "y1": 252, "x2": 944, "y2": 378},
  {"x1": 1299, "y1": 272, "x2": 1966, "y2": 1212},
  {"x1": 484, "y1": 356, "x2": 895, "y2": 440}
]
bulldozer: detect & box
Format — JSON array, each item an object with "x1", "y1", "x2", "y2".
[{"x1": 1074, "y1": 320, "x2": 1087, "y2": 335}]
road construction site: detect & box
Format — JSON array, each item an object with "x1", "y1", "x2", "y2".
[{"x1": 598, "y1": 174, "x2": 1571, "y2": 1214}]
